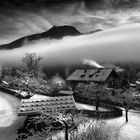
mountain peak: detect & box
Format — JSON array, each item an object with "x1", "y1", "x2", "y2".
[
  {"x1": 42, "y1": 25, "x2": 82, "y2": 38},
  {"x1": 0, "y1": 25, "x2": 82, "y2": 50}
]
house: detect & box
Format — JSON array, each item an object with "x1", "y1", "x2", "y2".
[
  {"x1": 67, "y1": 68, "x2": 119, "y2": 89},
  {"x1": 19, "y1": 92, "x2": 76, "y2": 116}
]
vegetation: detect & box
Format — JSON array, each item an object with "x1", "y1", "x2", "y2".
[
  {"x1": 75, "y1": 83, "x2": 109, "y2": 111},
  {"x1": 48, "y1": 74, "x2": 67, "y2": 95},
  {"x1": 112, "y1": 88, "x2": 136, "y2": 122},
  {"x1": 8, "y1": 72, "x2": 50, "y2": 97},
  {"x1": 0, "y1": 53, "x2": 67, "y2": 97},
  {"x1": 17, "y1": 110, "x2": 119, "y2": 140},
  {"x1": 69, "y1": 120, "x2": 119, "y2": 140},
  {"x1": 0, "y1": 53, "x2": 140, "y2": 139},
  {"x1": 74, "y1": 79, "x2": 137, "y2": 122},
  {"x1": 17, "y1": 110, "x2": 84, "y2": 140},
  {"x1": 22, "y1": 53, "x2": 43, "y2": 77}
]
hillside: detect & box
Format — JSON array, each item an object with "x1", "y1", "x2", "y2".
[{"x1": 0, "y1": 25, "x2": 82, "y2": 50}]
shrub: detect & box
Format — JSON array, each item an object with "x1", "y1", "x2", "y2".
[{"x1": 69, "y1": 120, "x2": 119, "y2": 140}]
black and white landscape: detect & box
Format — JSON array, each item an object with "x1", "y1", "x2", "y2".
[{"x1": 1, "y1": 1, "x2": 140, "y2": 140}]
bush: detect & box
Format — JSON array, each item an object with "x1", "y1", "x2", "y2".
[{"x1": 69, "y1": 120, "x2": 119, "y2": 140}]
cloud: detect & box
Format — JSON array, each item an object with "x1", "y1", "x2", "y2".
[
  {"x1": 0, "y1": 0, "x2": 140, "y2": 45},
  {"x1": 0, "y1": 7, "x2": 52, "y2": 44},
  {"x1": 0, "y1": 24, "x2": 140, "y2": 66}
]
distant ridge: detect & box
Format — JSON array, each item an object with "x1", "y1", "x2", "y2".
[{"x1": 0, "y1": 25, "x2": 82, "y2": 50}]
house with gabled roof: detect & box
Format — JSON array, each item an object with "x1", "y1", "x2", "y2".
[{"x1": 67, "y1": 68, "x2": 119, "y2": 89}]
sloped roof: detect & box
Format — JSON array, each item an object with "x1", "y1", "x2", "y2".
[
  {"x1": 19, "y1": 95, "x2": 76, "y2": 116},
  {"x1": 67, "y1": 68, "x2": 118, "y2": 82}
]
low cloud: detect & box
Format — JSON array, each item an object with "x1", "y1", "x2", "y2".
[{"x1": 0, "y1": 24, "x2": 140, "y2": 66}]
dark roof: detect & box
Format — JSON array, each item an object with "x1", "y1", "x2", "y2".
[
  {"x1": 67, "y1": 68, "x2": 119, "y2": 82},
  {"x1": 19, "y1": 95, "x2": 76, "y2": 116}
]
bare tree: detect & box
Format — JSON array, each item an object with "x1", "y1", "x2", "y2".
[
  {"x1": 22, "y1": 53, "x2": 42, "y2": 77},
  {"x1": 112, "y1": 88, "x2": 135, "y2": 122},
  {"x1": 17, "y1": 110, "x2": 84, "y2": 140}
]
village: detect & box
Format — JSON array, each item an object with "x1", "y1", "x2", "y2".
[{"x1": 0, "y1": 53, "x2": 140, "y2": 140}]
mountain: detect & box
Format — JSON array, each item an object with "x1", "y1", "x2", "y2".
[{"x1": 0, "y1": 25, "x2": 82, "y2": 50}]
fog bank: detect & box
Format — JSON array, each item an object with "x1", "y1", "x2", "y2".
[{"x1": 0, "y1": 24, "x2": 140, "y2": 66}]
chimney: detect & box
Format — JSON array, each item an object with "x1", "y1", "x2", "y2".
[{"x1": 97, "y1": 67, "x2": 103, "y2": 73}]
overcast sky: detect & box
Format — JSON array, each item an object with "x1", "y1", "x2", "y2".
[
  {"x1": 1, "y1": 0, "x2": 140, "y2": 65},
  {"x1": 1, "y1": 0, "x2": 140, "y2": 44}
]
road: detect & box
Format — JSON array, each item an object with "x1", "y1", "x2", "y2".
[
  {"x1": 0, "y1": 91, "x2": 25, "y2": 140},
  {"x1": 107, "y1": 110, "x2": 140, "y2": 140}
]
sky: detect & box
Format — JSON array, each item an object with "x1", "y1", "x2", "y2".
[
  {"x1": 1, "y1": 0, "x2": 140, "y2": 65},
  {"x1": 1, "y1": 0, "x2": 140, "y2": 44},
  {"x1": 0, "y1": 23, "x2": 140, "y2": 66}
]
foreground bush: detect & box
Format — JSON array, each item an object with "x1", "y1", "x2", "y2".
[
  {"x1": 68, "y1": 120, "x2": 119, "y2": 140},
  {"x1": 17, "y1": 111, "x2": 84, "y2": 140}
]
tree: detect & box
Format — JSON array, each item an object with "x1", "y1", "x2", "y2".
[
  {"x1": 75, "y1": 83, "x2": 107, "y2": 111},
  {"x1": 17, "y1": 110, "x2": 83, "y2": 140},
  {"x1": 48, "y1": 74, "x2": 67, "y2": 95},
  {"x1": 22, "y1": 53, "x2": 43, "y2": 77},
  {"x1": 8, "y1": 70, "x2": 50, "y2": 97},
  {"x1": 1, "y1": 66, "x2": 18, "y2": 80},
  {"x1": 112, "y1": 88, "x2": 135, "y2": 122},
  {"x1": 0, "y1": 53, "x2": 48, "y2": 98}
]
